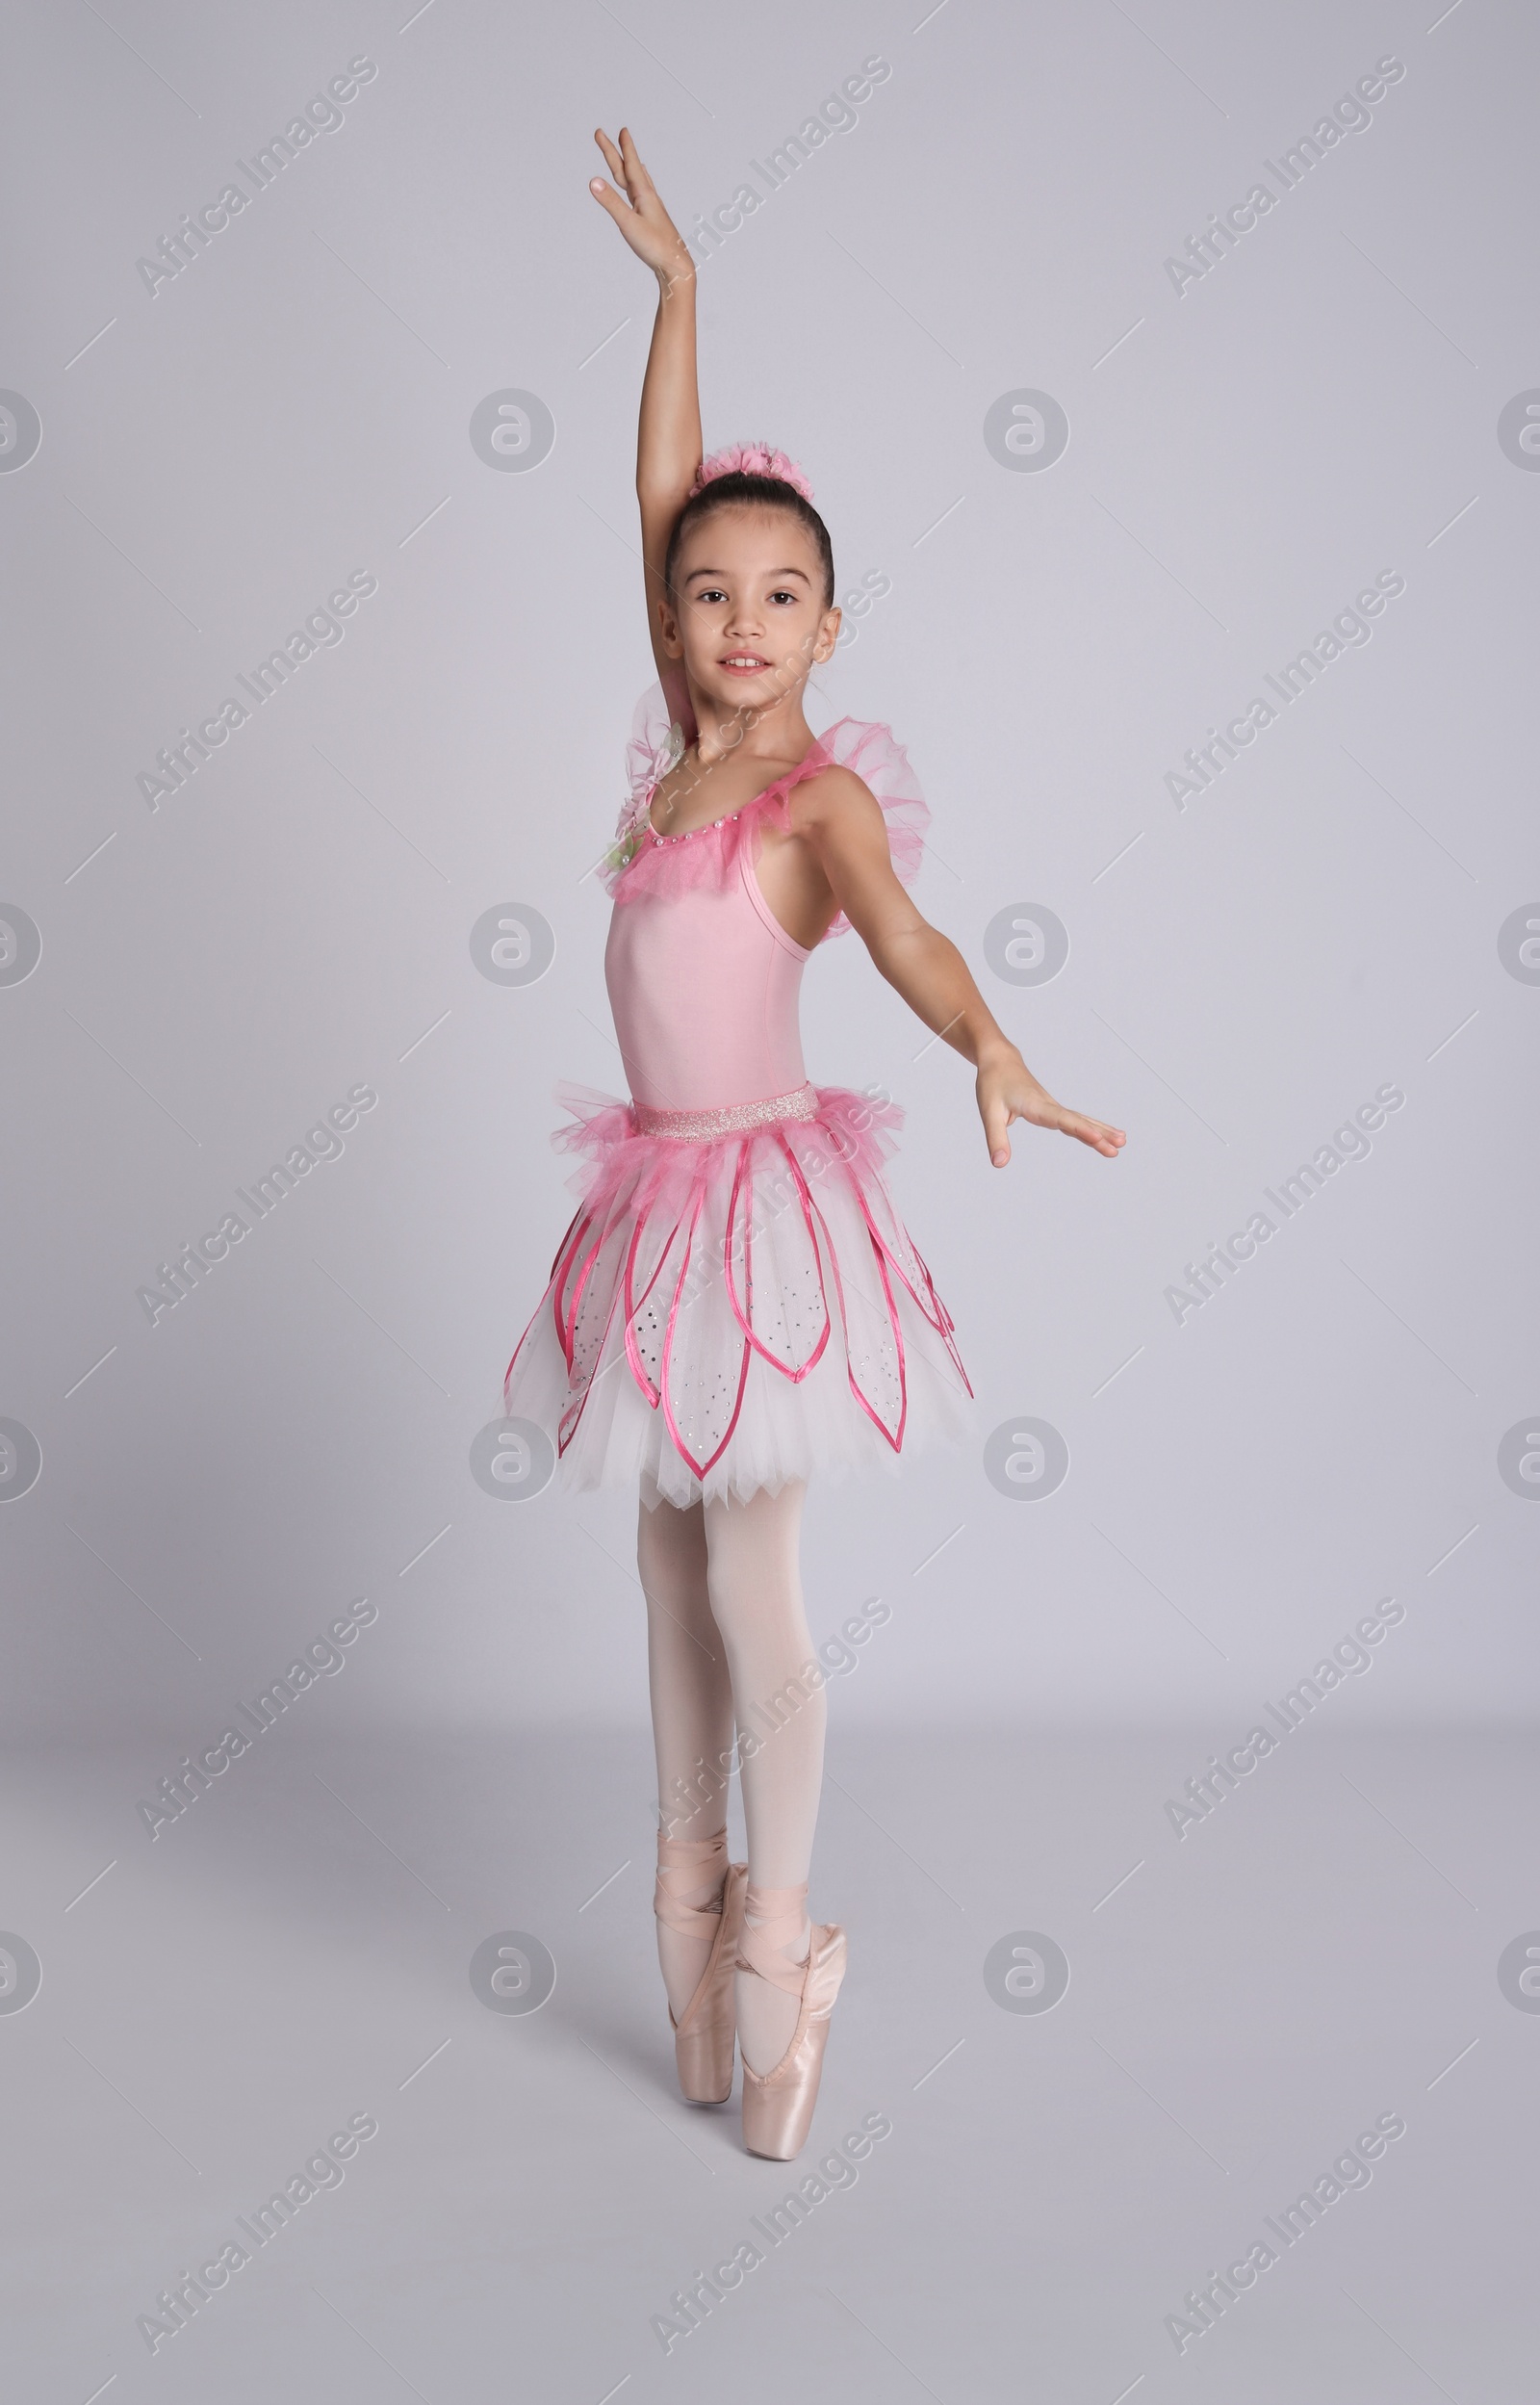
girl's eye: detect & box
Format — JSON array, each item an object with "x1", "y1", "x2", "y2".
[
  {"x1": 769, "y1": 589, "x2": 797, "y2": 606},
  {"x1": 698, "y1": 587, "x2": 727, "y2": 605}
]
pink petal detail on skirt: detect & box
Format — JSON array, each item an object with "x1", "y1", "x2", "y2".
[
  {"x1": 502, "y1": 1082, "x2": 974, "y2": 1506},
  {"x1": 622, "y1": 1198, "x2": 693, "y2": 1408},
  {"x1": 724, "y1": 1135, "x2": 833, "y2": 1383},
  {"x1": 806, "y1": 1177, "x2": 907, "y2": 1450},
  {"x1": 659, "y1": 1186, "x2": 754, "y2": 1480}
]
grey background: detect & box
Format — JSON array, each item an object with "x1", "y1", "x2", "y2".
[{"x1": 2, "y1": 1, "x2": 1535, "y2": 2398}]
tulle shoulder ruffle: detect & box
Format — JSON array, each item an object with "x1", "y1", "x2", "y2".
[{"x1": 600, "y1": 682, "x2": 929, "y2": 941}]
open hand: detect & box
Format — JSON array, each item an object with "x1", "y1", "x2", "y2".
[
  {"x1": 977, "y1": 1048, "x2": 1125, "y2": 1166},
  {"x1": 590, "y1": 127, "x2": 693, "y2": 284}
]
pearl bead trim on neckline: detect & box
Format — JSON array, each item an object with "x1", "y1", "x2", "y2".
[{"x1": 650, "y1": 810, "x2": 742, "y2": 847}]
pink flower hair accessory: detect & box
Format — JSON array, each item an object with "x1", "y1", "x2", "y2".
[{"x1": 688, "y1": 440, "x2": 815, "y2": 504}]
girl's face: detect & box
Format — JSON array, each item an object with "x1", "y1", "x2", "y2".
[{"x1": 661, "y1": 505, "x2": 839, "y2": 719}]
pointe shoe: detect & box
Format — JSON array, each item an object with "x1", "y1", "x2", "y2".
[
  {"x1": 655, "y1": 1832, "x2": 748, "y2": 2105},
  {"x1": 737, "y1": 1885, "x2": 847, "y2": 2160}
]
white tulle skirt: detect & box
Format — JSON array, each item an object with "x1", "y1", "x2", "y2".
[{"x1": 502, "y1": 1083, "x2": 974, "y2": 1508}]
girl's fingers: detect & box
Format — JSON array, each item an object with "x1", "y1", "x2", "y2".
[
  {"x1": 1061, "y1": 1111, "x2": 1125, "y2": 1155},
  {"x1": 984, "y1": 1085, "x2": 1124, "y2": 1162},
  {"x1": 619, "y1": 127, "x2": 656, "y2": 193},
  {"x1": 593, "y1": 128, "x2": 674, "y2": 249},
  {"x1": 595, "y1": 129, "x2": 642, "y2": 209},
  {"x1": 587, "y1": 177, "x2": 629, "y2": 224},
  {"x1": 615, "y1": 126, "x2": 651, "y2": 206}
]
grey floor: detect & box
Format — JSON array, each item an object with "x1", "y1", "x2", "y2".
[{"x1": 7, "y1": 1725, "x2": 1532, "y2": 2403}]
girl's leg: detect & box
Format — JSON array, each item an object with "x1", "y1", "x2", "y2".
[
  {"x1": 637, "y1": 1471, "x2": 736, "y2": 2020},
  {"x1": 702, "y1": 1478, "x2": 825, "y2": 2075}
]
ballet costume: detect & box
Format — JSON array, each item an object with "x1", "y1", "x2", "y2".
[{"x1": 503, "y1": 681, "x2": 974, "y2": 2154}]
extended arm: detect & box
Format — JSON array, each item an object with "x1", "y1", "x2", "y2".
[
  {"x1": 793, "y1": 770, "x2": 1126, "y2": 1165},
  {"x1": 589, "y1": 128, "x2": 700, "y2": 732}
]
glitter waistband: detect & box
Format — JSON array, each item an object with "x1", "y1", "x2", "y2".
[{"x1": 630, "y1": 1083, "x2": 820, "y2": 1141}]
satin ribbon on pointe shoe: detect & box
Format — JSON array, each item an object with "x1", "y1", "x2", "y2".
[
  {"x1": 654, "y1": 1829, "x2": 747, "y2": 2105},
  {"x1": 654, "y1": 1829, "x2": 730, "y2": 1938},
  {"x1": 735, "y1": 1885, "x2": 848, "y2": 2161},
  {"x1": 736, "y1": 1881, "x2": 813, "y2": 1993}
]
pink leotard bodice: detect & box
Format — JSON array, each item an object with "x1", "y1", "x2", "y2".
[
  {"x1": 598, "y1": 699, "x2": 930, "y2": 1117},
  {"x1": 604, "y1": 843, "x2": 810, "y2": 1113}
]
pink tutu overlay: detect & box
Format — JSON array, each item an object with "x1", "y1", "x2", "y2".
[
  {"x1": 605, "y1": 683, "x2": 928, "y2": 940},
  {"x1": 503, "y1": 1083, "x2": 974, "y2": 1507}
]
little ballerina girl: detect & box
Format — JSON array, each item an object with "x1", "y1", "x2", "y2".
[{"x1": 503, "y1": 126, "x2": 1125, "y2": 2160}]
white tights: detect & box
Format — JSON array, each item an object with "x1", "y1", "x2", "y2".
[{"x1": 637, "y1": 1471, "x2": 825, "y2": 2075}]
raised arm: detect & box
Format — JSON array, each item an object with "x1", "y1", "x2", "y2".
[{"x1": 589, "y1": 128, "x2": 700, "y2": 732}]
